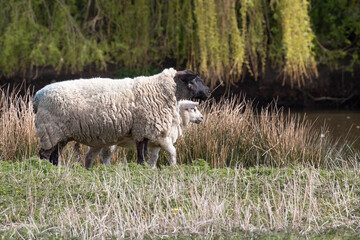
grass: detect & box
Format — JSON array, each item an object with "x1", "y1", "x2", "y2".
[
  {"x1": 0, "y1": 158, "x2": 360, "y2": 239},
  {"x1": 0, "y1": 87, "x2": 359, "y2": 238}
]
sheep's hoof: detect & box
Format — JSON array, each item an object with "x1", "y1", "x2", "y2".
[
  {"x1": 49, "y1": 151, "x2": 59, "y2": 166},
  {"x1": 137, "y1": 160, "x2": 145, "y2": 166},
  {"x1": 39, "y1": 148, "x2": 51, "y2": 160}
]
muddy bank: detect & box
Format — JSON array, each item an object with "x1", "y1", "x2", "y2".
[{"x1": 1, "y1": 64, "x2": 359, "y2": 109}]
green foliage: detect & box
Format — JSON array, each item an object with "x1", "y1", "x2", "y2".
[
  {"x1": 241, "y1": 0, "x2": 268, "y2": 80},
  {"x1": 270, "y1": 0, "x2": 318, "y2": 87},
  {"x1": 0, "y1": 0, "x2": 107, "y2": 75},
  {"x1": 165, "y1": 0, "x2": 195, "y2": 68},
  {"x1": 0, "y1": 0, "x2": 358, "y2": 87},
  {"x1": 115, "y1": 66, "x2": 162, "y2": 79},
  {"x1": 310, "y1": 0, "x2": 360, "y2": 70}
]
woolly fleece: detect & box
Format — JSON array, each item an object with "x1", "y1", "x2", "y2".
[
  {"x1": 34, "y1": 68, "x2": 178, "y2": 150},
  {"x1": 86, "y1": 100, "x2": 202, "y2": 168}
]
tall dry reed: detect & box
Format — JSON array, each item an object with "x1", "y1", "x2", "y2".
[
  {"x1": 0, "y1": 87, "x2": 356, "y2": 168},
  {"x1": 0, "y1": 87, "x2": 38, "y2": 161},
  {"x1": 173, "y1": 97, "x2": 355, "y2": 168}
]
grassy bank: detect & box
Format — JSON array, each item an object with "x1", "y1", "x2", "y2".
[
  {"x1": 1, "y1": 158, "x2": 360, "y2": 239},
  {"x1": 0, "y1": 88, "x2": 360, "y2": 238}
]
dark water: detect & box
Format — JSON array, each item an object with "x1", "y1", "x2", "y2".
[{"x1": 295, "y1": 110, "x2": 360, "y2": 151}]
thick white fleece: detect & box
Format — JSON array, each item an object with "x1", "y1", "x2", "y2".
[
  {"x1": 34, "y1": 68, "x2": 178, "y2": 150},
  {"x1": 84, "y1": 100, "x2": 202, "y2": 168}
]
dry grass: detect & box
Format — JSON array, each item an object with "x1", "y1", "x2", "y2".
[
  {"x1": 0, "y1": 88, "x2": 357, "y2": 169},
  {"x1": 0, "y1": 87, "x2": 38, "y2": 161},
  {"x1": 0, "y1": 159, "x2": 360, "y2": 239},
  {"x1": 175, "y1": 97, "x2": 356, "y2": 168}
]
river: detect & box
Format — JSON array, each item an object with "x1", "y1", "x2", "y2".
[{"x1": 295, "y1": 110, "x2": 360, "y2": 151}]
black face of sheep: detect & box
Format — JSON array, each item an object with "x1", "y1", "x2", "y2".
[{"x1": 174, "y1": 70, "x2": 210, "y2": 101}]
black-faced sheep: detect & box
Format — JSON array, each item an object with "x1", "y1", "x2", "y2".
[{"x1": 33, "y1": 68, "x2": 209, "y2": 166}]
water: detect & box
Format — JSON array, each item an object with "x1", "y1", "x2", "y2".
[{"x1": 295, "y1": 110, "x2": 360, "y2": 151}]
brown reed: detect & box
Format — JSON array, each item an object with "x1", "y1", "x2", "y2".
[
  {"x1": 0, "y1": 87, "x2": 38, "y2": 161},
  {"x1": 0, "y1": 87, "x2": 355, "y2": 169}
]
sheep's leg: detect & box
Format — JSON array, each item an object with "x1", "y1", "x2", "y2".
[
  {"x1": 136, "y1": 138, "x2": 148, "y2": 165},
  {"x1": 99, "y1": 145, "x2": 117, "y2": 166},
  {"x1": 144, "y1": 140, "x2": 148, "y2": 156},
  {"x1": 74, "y1": 143, "x2": 82, "y2": 163},
  {"x1": 148, "y1": 147, "x2": 160, "y2": 168},
  {"x1": 39, "y1": 148, "x2": 53, "y2": 160},
  {"x1": 48, "y1": 140, "x2": 68, "y2": 166},
  {"x1": 85, "y1": 147, "x2": 101, "y2": 169},
  {"x1": 159, "y1": 138, "x2": 176, "y2": 166}
]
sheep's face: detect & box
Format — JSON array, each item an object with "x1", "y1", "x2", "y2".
[
  {"x1": 174, "y1": 70, "x2": 210, "y2": 101},
  {"x1": 179, "y1": 101, "x2": 203, "y2": 125},
  {"x1": 187, "y1": 106, "x2": 203, "y2": 124}
]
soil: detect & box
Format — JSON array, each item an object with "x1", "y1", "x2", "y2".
[{"x1": 1, "y1": 63, "x2": 359, "y2": 110}]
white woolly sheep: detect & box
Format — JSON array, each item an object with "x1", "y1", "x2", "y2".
[
  {"x1": 33, "y1": 68, "x2": 209, "y2": 167},
  {"x1": 82, "y1": 100, "x2": 203, "y2": 168}
]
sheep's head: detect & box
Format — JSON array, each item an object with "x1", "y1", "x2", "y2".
[
  {"x1": 178, "y1": 101, "x2": 203, "y2": 126},
  {"x1": 174, "y1": 70, "x2": 210, "y2": 101}
]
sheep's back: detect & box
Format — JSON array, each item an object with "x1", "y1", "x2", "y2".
[
  {"x1": 131, "y1": 74, "x2": 177, "y2": 142},
  {"x1": 35, "y1": 78, "x2": 135, "y2": 149}
]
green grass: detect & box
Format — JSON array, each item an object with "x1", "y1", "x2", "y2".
[{"x1": 1, "y1": 158, "x2": 360, "y2": 239}]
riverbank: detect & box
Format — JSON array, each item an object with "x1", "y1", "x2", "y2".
[
  {"x1": 211, "y1": 64, "x2": 360, "y2": 109},
  {"x1": 1, "y1": 64, "x2": 359, "y2": 110}
]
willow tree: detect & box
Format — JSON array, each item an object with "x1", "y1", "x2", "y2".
[
  {"x1": 165, "y1": 0, "x2": 195, "y2": 68},
  {"x1": 242, "y1": 0, "x2": 268, "y2": 81},
  {"x1": 191, "y1": 0, "x2": 317, "y2": 87},
  {"x1": 0, "y1": 0, "x2": 319, "y2": 88},
  {"x1": 0, "y1": 0, "x2": 107, "y2": 75},
  {"x1": 193, "y1": 0, "x2": 247, "y2": 88},
  {"x1": 270, "y1": 0, "x2": 318, "y2": 87}
]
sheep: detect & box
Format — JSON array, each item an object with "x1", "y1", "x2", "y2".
[
  {"x1": 33, "y1": 68, "x2": 210, "y2": 167},
  {"x1": 82, "y1": 100, "x2": 203, "y2": 168}
]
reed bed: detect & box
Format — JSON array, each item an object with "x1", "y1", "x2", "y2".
[
  {"x1": 175, "y1": 98, "x2": 356, "y2": 168},
  {"x1": 0, "y1": 88, "x2": 357, "y2": 169},
  {"x1": 0, "y1": 87, "x2": 38, "y2": 161}
]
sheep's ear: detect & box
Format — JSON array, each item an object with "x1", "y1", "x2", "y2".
[
  {"x1": 175, "y1": 70, "x2": 198, "y2": 83},
  {"x1": 188, "y1": 102, "x2": 199, "y2": 108},
  {"x1": 181, "y1": 102, "x2": 199, "y2": 109}
]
